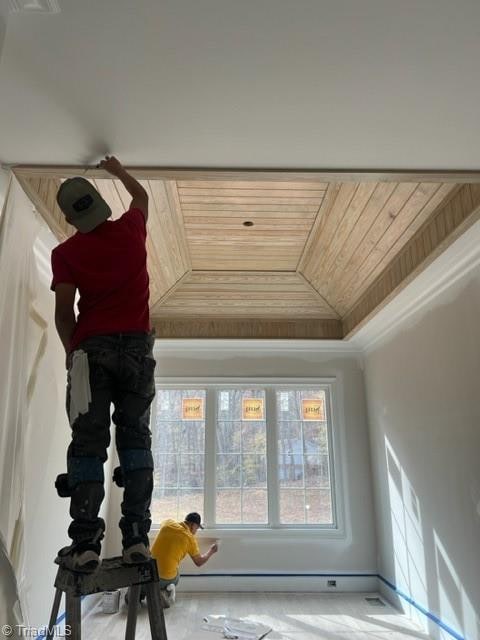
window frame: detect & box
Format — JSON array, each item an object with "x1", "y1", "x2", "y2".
[{"x1": 151, "y1": 377, "x2": 347, "y2": 539}]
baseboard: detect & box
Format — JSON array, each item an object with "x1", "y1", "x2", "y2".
[{"x1": 178, "y1": 572, "x2": 378, "y2": 592}]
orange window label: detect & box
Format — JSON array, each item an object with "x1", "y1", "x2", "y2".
[
  {"x1": 242, "y1": 398, "x2": 264, "y2": 421},
  {"x1": 182, "y1": 398, "x2": 204, "y2": 420},
  {"x1": 302, "y1": 398, "x2": 325, "y2": 421}
]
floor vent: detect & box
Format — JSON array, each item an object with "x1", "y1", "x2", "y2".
[
  {"x1": 365, "y1": 597, "x2": 386, "y2": 607},
  {"x1": 9, "y1": 0, "x2": 60, "y2": 13}
]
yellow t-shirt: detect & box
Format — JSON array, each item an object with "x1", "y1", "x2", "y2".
[{"x1": 151, "y1": 519, "x2": 200, "y2": 580}]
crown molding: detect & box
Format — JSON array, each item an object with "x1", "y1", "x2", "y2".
[
  {"x1": 153, "y1": 338, "x2": 362, "y2": 355},
  {"x1": 153, "y1": 220, "x2": 480, "y2": 357},
  {"x1": 350, "y1": 219, "x2": 480, "y2": 352}
]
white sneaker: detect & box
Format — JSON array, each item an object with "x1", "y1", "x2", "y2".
[{"x1": 166, "y1": 583, "x2": 176, "y2": 606}]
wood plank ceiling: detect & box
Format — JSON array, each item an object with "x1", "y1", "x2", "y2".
[{"x1": 14, "y1": 168, "x2": 480, "y2": 339}]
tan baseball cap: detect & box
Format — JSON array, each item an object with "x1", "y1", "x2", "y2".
[{"x1": 56, "y1": 177, "x2": 112, "y2": 233}]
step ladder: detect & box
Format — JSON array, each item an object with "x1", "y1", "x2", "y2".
[{"x1": 46, "y1": 556, "x2": 168, "y2": 640}]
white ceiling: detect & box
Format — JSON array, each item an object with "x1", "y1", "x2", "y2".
[{"x1": 1, "y1": 0, "x2": 480, "y2": 169}]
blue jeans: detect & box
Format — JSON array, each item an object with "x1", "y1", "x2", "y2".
[
  {"x1": 138, "y1": 574, "x2": 179, "y2": 600},
  {"x1": 66, "y1": 332, "x2": 156, "y2": 549}
]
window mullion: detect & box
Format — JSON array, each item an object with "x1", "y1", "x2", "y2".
[
  {"x1": 204, "y1": 387, "x2": 216, "y2": 527},
  {"x1": 266, "y1": 388, "x2": 279, "y2": 527},
  {"x1": 325, "y1": 386, "x2": 338, "y2": 528}
]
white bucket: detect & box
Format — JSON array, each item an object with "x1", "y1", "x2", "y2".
[{"x1": 102, "y1": 590, "x2": 120, "y2": 614}]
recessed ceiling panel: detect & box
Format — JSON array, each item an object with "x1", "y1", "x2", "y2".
[
  {"x1": 155, "y1": 271, "x2": 338, "y2": 319},
  {"x1": 177, "y1": 180, "x2": 326, "y2": 271},
  {"x1": 14, "y1": 167, "x2": 479, "y2": 338}
]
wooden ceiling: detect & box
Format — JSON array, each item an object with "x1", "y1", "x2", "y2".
[{"x1": 14, "y1": 167, "x2": 480, "y2": 339}]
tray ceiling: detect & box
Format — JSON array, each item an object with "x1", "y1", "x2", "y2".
[{"x1": 14, "y1": 167, "x2": 480, "y2": 339}]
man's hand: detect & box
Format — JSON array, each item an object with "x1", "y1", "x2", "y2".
[
  {"x1": 192, "y1": 542, "x2": 219, "y2": 567},
  {"x1": 98, "y1": 155, "x2": 124, "y2": 177},
  {"x1": 97, "y1": 155, "x2": 149, "y2": 221}
]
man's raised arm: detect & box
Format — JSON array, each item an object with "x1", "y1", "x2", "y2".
[{"x1": 98, "y1": 155, "x2": 149, "y2": 221}]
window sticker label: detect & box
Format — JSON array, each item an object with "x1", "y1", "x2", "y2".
[
  {"x1": 182, "y1": 397, "x2": 204, "y2": 420},
  {"x1": 302, "y1": 398, "x2": 325, "y2": 421},
  {"x1": 242, "y1": 398, "x2": 264, "y2": 421}
]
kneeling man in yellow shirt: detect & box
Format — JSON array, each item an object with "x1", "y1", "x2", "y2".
[{"x1": 151, "y1": 512, "x2": 218, "y2": 606}]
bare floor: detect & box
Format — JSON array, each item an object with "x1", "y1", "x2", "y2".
[{"x1": 83, "y1": 592, "x2": 432, "y2": 639}]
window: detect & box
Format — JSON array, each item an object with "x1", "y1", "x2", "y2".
[
  {"x1": 277, "y1": 389, "x2": 332, "y2": 525},
  {"x1": 151, "y1": 389, "x2": 205, "y2": 523},
  {"x1": 151, "y1": 382, "x2": 338, "y2": 530},
  {"x1": 216, "y1": 389, "x2": 267, "y2": 524}
]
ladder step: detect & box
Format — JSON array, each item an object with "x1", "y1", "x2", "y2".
[{"x1": 54, "y1": 556, "x2": 159, "y2": 596}]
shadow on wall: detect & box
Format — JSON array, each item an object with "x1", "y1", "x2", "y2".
[
  {"x1": 384, "y1": 436, "x2": 478, "y2": 640},
  {"x1": 367, "y1": 273, "x2": 480, "y2": 640}
]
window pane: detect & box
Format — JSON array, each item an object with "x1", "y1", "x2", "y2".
[
  {"x1": 154, "y1": 421, "x2": 179, "y2": 451},
  {"x1": 216, "y1": 389, "x2": 267, "y2": 524},
  {"x1": 304, "y1": 456, "x2": 322, "y2": 487},
  {"x1": 304, "y1": 454, "x2": 331, "y2": 488},
  {"x1": 151, "y1": 487, "x2": 178, "y2": 523},
  {"x1": 217, "y1": 421, "x2": 241, "y2": 453},
  {"x1": 216, "y1": 489, "x2": 242, "y2": 524},
  {"x1": 216, "y1": 454, "x2": 241, "y2": 487},
  {"x1": 242, "y1": 421, "x2": 266, "y2": 453},
  {"x1": 242, "y1": 490, "x2": 268, "y2": 524},
  {"x1": 178, "y1": 489, "x2": 204, "y2": 518},
  {"x1": 179, "y1": 454, "x2": 204, "y2": 488},
  {"x1": 279, "y1": 489, "x2": 305, "y2": 524},
  {"x1": 306, "y1": 489, "x2": 333, "y2": 524},
  {"x1": 242, "y1": 454, "x2": 267, "y2": 487},
  {"x1": 217, "y1": 389, "x2": 265, "y2": 421},
  {"x1": 278, "y1": 453, "x2": 304, "y2": 487},
  {"x1": 154, "y1": 454, "x2": 178, "y2": 488},
  {"x1": 152, "y1": 389, "x2": 205, "y2": 525},
  {"x1": 278, "y1": 421, "x2": 301, "y2": 451},
  {"x1": 178, "y1": 422, "x2": 205, "y2": 453},
  {"x1": 276, "y1": 389, "x2": 334, "y2": 526}
]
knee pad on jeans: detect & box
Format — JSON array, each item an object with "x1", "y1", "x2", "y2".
[
  {"x1": 118, "y1": 449, "x2": 154, "y2": 474},
  {"x1": 68, "y1": 456, "x2": 104, "y2": 490},
  {"x1": 68, "y1": 515, "x2": 105, "y2": 545},
  {"x1": 55, "y1": 473, "x2": 71, "y2": 497}
]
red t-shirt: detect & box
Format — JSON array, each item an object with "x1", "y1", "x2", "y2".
[{"x1": 51, "y1": 208, "x2": 150, "y2": 351}]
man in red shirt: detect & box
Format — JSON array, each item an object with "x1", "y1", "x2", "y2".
[{"x1": 51, "y1": 156, "x2": 155, "y2": 572}]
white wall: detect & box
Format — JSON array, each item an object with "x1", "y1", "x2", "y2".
[
  {"x1": 21, "y1": 227, "x2": 74, "y2": 627},
  {"x1": 363, "y1": 262, "x2": 480, "y2": 638},
  {"x1": 0, "y1": 7, "x2": 6, "y2": 61},
  {"x1": 1, "y1": 1, "x2": 480, "y2": 169},
  {"x1": 106, "y1": 343, "x2": 377, "y2": 591},
  {"x1": 0, "y1": 9, "x2": 9, "y2": 210},
  {"x1": 23, "y1": 225, "x2": 113, "y2": 625},
  {"x1": 0, "y1": 184, "x2": 110, "y2": 628}
]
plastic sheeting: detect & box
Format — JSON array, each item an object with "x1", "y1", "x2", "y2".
[
  {"x1": 0, "y1": 176, "x2": 42, "y2": 623},
  {"x1": 202, "y1": 615, "x2": 272, "y2": 640}
]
